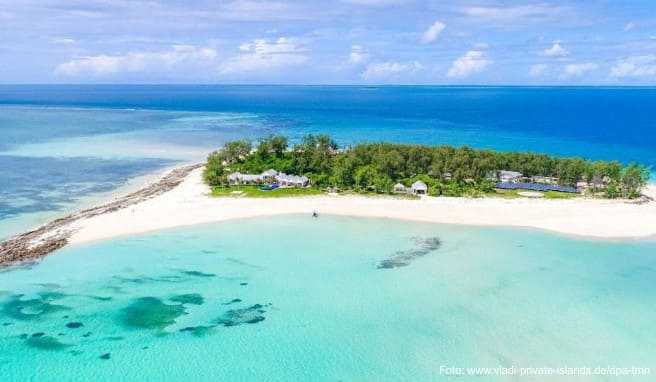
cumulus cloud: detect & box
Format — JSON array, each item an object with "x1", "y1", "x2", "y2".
[
  {"x1": 349, "y1": 45, "x2": 369, "y2": 64},
  {"x1": 447, "y1": 50, "x2": 490, "y2": 78},
  {"x1": 219, "y1": 37, "x2": 307, "y2": 74},
  {"x1": 421, "y1": 20, "x2": 446, "y2": 44},
  {"x1": 55, "y1": 45, "x2": 217, "y2": 76},
  {"x1": 562, "y1": 62, "x2": 598, "y2": 78},
  {"x1": 361, "y1": 61, "x2": 423, "y2": 80},
  {"x1": 610, "y1": 55, "x2": 656, "y2": 78},
  {"x1": 542, "y1": 41, "x2": 568, "y2": 57},
  {"x1": 529, "y1": 63, "x2": 548, "y2": 77}
]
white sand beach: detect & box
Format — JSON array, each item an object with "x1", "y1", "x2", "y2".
[{"x1": 64, "y1": 167, "x2": 656, "y2": 245}]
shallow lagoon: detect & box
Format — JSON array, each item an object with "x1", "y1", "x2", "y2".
[{"x1": 0, "y1": 215, "x2": 655, "y2": 381}]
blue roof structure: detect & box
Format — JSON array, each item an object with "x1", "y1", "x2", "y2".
[{"x1": 495, "y1": 182, "x2": 578, "y2": 193}]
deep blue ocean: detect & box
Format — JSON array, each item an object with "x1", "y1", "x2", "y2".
[{"x1": 1, "y1": 85, "x2": 655, "y2": 237}]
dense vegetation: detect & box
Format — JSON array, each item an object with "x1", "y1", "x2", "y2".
[{"x1": 204, "y1": 135, "x2": 650, "y2": 199}]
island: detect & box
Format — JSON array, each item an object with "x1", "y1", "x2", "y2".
[
  {"x1": 0, "y1": 135, "x2": 653, "y2": 266},
  {"x1": 205, "y1": 134, "x2": 649, "y2": 200}
]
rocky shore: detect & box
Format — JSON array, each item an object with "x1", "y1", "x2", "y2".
[{"x1": 0, "y1": 163, "x2": 203, "y2": 267}]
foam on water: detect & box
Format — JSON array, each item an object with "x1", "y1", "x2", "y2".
[{"x1": 0, "y1": 216, "x2": 654, "y2": 381}]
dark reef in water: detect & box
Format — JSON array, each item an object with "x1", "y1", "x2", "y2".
[
  {"x1": 180, "y1": 270, "x2": 216, "y2": 278},
  {"x1": 175, "y1": 302, "x2": 271, "y2": 336},
  {"x1": 179, "y1": 325, "x2": 215, "y2": 337},
  {"x1": 120, "y1": 297, "x2": 186, "y2": 330},
  {"x1": 66, "y1": 322, "x2": 83, "y2": 329},
  {"x1": 88, "y1": 295, "x2": 113, "y2": 301},
  {"x1": 103, "y1": 336, "x2": 124, "y2": 341},
  {"x1": 100, "y1": 353, "x2": 111, "y2": 360},
  {"x1": 215, "y1": 304, "x2": 269, "y2": 327},
  {"x1": 170, "y1": 293, "x2": 204, "y2": 305},
  {"x1": 113, "y1": 274, "x2": 185, "y2": 285},
  {"x1": 223, "y1": 298, "x2": 242, "y2": 305},
  {"x1": 2, "y1": 294, "x2": 71, "y2": 321},
  {"x1": 377, "y1": 237, "x2": 441, "y2": 269}
]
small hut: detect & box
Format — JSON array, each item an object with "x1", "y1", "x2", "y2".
[
  {"x1": 411, "y1": 181, "x2": 428, "y2": 195},
  {"x1": 393, "y1": 183, "x2": 407, "y2": 193}
]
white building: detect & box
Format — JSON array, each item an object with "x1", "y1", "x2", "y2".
[
  {"x1": 227, "y1": 172, "x2": 264, "y2": 184},
  {"x1": 261, "y1": 169, "x2": 278, "y2": 179},
  {"x1": 275, "y1": 173, "x2": 309, "y2": 187},
  {"x1": 411, "y1": 181, "x2": 428, "y2": 195},
  {"x1": 228, "y1": 170, "x2": 309, "y2": 187},
  {"x1": 498, "y1": 170, "x2": 523, "y2": 183}
]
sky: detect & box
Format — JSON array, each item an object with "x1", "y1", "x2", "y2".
[{"x1": 1, "y1": 0, "x2": 656, "y2": 85}]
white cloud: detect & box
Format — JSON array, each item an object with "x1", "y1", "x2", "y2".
[
  {"x1": 447, "y1": 50, "x2": 490, "y2": 78},
  {"x1": 529, "y1": 63, "x2": 548, "y2": 77},
  {"x1": 624, "y1": 22, "x2": 636, "y2": 31},
  {"x1": 55, "y1": 45, "x2": 218, "y2": 77},
  {"x1": 421, "y1": 20, "x2": 446, "y2": 44},
  {"x1": 610, "y1": 55, "x2": 656, "y2": 78},
  {"x1": 361, "y1": 61, "x2": 423, "y2": 80},
  {"x1": 219, "y1": 37, "x2": 307, "y2": 74},
  {"x1": 349, "y1": 45, "x2": 369, "y2": 64},
  {"x1": 461, "y1": 4, "x2": 563, "y2": 22},
  {"x1": 562, "y1": 62, "x2": 598, "y2": 78},
  {"x1": 542, "y1": 41, "x2": 568, "y2": 57},
  {"x1": 217, "y1": 0, "x2": 310, "y2": 21}
]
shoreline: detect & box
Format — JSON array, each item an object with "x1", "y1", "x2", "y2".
[
  {"x1": 0, "y1": 164, "x2": 203, "y2": 265},
  {"x1": 2, "y1": 164, "x2": 656, "y2": 266}
]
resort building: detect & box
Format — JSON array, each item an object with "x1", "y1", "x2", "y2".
[
  {"x1": 498, "y1": 170, "x2": 523, "y2": 183},
  {"x1": 393, "y1": 183, "x2": 407, "y2": 193},
  {"x1": 411, "y1": 181, "x2": 428, "y2": 195},
  {"x1": 531, "y1": 175, "x2": 558, "y2": 184},
  {"x1": 261, "y1": 169, "x2": 278, "y2": 180},
  {"x1": 275, "y1": 173, "x2": 310, "y2": 187},
  {"x1": 227, "y1": 169, "x2": 309, "y2": 187},
  {"x1": 227, "y1": 172, "x2": 264, "y2": 184}
]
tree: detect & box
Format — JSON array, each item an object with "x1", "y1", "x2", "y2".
[
  {"x1": 223, "y1": 140, "x2": 252, "y2": 164},
  {"x1": 204, "y1": 151, "x2": 227, "y2": 186},
  {"x1": 257, "y1": 135, "x2": 288, "y2": 158},
  {"x1": 621, "y1": 163, "x2": 649, "y2": 198},
  {"x1": 354, "y1": 165, "x2": 378, "y2": 191}
]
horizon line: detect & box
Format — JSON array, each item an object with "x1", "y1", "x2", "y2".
[{"x1": 1, "y1": 83, "x2": 656, "y2": 88}]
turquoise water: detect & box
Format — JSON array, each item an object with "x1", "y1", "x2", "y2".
[
  {"x1": 1, "y1": 216, "x2": 654, "y2": 381},
  {"x1": 1, "y1": 86, "x2": 655, "y2": 380}
]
